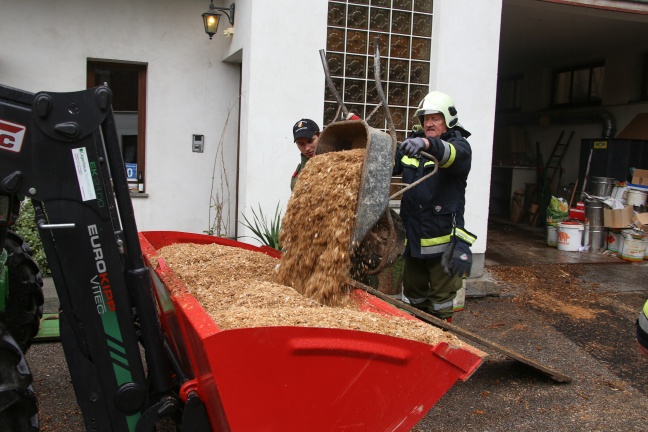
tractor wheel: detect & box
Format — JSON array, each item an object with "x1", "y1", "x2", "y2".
[
  {"x1": 3, "y1": 231, "x2": 44, "y2": 353},
  {"x1": 0, "y1": 322, "x2": 39, "y2": 431}
]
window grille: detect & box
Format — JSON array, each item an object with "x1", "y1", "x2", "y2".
[
  {"x1": 641, "y1": 52, "x2": 648, "y2": 101},
  {"x1": 551, "y1": 62, "x2": 604, "y2": 107},
  {"x1": 325, "y1": 0, "x2": 433, "y2": 140}
]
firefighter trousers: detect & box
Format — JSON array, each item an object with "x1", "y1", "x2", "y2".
[{"x1": 402, "y1": 254, "x2": 462, "y2": 320}]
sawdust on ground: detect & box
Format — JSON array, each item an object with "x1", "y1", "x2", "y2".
[
  {"x1": 158, "y1": 242, "x2": 463, "y2": 348},
  {"x1": 488, "y1": 264, "x2": 605, "y2": 320}
]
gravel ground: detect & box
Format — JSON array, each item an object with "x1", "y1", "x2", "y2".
[
  {"x1": 414, "y1": 219, "x2": 648, "y2": 431},
  {"x1": 25, "y1": 221, "x2": 648, "y2": 431},
  {"x1": 415, "y1": 268, "x2": 648, "y2": 431}
]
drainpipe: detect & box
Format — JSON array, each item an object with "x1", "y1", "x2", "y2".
[
  {"x1": 539, "y1": 110, "x2": 616, "y2": 139},
  {"x1": 497, "y1": 109, "x2": 617, "y2": 139}
]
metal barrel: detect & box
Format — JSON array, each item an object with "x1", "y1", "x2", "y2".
[
  {"x1": 584, "y1": 199, "x2": 604, "y2": 227},
  {"x1": 588, "y1": 176, "x2": 615, "y2": 197},
  {"x1": 584, "y1": 199, "x2": 606, "y2": 252}
]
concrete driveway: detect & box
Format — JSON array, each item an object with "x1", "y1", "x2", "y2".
[{"x1": 414, "y1": 218, "x2": 648, "y2": 431}]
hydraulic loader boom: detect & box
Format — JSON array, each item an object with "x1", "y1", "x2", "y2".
[{"x1": 0, "y1": 84, "x2": 208, "y2": 431}]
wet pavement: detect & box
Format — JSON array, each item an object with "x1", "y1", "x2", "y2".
[
  {"x1": 482, "y1": 217, "x2": 624, "y2": 266},
  {"x1": 417, "y1": 217, "x2": 648, "y2": 431},
  {"x1": 26, "y1": 218, "x2": 648, "y2": 431},
  {"x1": 467, "y1": 217, "x2": 643, "y2": 297}
]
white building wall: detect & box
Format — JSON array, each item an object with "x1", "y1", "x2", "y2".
[
  {"x1": 432, "y1": 0, "x2": 503, "y2": 257},
  {"x1": 1, "y1": 0, "x2": 242, "y2": 235},
  {"x1": 230, "y1": 0, "x2": 329, "y2": 242},
  {"x1": 1, "y1": 0, "x2": 501, "y2": 262}
]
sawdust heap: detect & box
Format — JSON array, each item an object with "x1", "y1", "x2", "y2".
[
  {"x1": 158, "y1": 242, "x2": 464, "y2": 348},
  {"x1": 489, "y1": 264, "x2": 604, "y2": 320},
  {"x1": 274, "y1": 149, "x2": 365, "y2": 306}
]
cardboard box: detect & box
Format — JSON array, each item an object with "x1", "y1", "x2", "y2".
[
  {"x1": 632, "y1": 169, "x2": 648, "y2": 186},
  {"x1": 633, "y1": 213, "x2": 648, "y2": 232},
  {"x1": 604, "y1": 205, "x2": 634, "y2": 228}
]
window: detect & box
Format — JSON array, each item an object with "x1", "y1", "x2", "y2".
[
  {"x1": 87, "y1": 60, "x2": 147, "y2": 193},
  {"x1": 496, "y1": 75, "x2": 523, "y2": 112},
  {"x1": 551, "y1": 62, "x2": 604, "y2": 107},
  {"x1": 325, "y1": 0, "x2": 433, "y2": 141},
  {"x1": 641, "y1": 52, "x2": 648, "y2": 101}
]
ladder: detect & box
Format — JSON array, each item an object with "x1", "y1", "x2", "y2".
[
  {"x1": 544, "y1": 130, "x2": 574, "y2": 195},
  {"x1": 530, "y1": 130, "x2": 574, "y2": 225}
]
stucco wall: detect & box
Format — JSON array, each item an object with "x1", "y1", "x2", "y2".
[
  {"x1": 1, "y1": 0, "x2": 242, "y2": 236},
  {"x1": 431, "y1": 0, "x2": 503, "y2": 256},
  {"x1": 232, "y1": 0, "x2": 329, "y2": 241},
  {"x1": 1, "y1": 0, "x2": 501, "y2": 264}
]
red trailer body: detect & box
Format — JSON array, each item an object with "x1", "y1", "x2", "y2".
[{"x1": 139, "y1": 231, "x2": 485, "y2": 431}]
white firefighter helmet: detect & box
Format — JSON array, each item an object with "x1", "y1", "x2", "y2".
[{"x1": 414, "y1": 91, "x2": 459, "y2": 128}]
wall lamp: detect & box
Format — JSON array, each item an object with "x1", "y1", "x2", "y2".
[{"x1": 202, "y1": 1, "x2": 235, "y2": 39}]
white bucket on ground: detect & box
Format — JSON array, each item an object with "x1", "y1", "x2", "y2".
[
  {"x1": 546, "y1": 224, "x2": 557, "y2": 247},
  {"x1": 557, "y1": 222, "x2": 584, "y2": 252},
  {"x1": 606, "y1": 229, "x2": 622, "y2": 252},
  {"x1": 626, "y1": 188, "x2": 648, "y2": 207},
  {"x1": 620, "y1": 229, "x2": 647, "y2": 262}
]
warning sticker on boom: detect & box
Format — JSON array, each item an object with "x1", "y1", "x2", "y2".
[
  {"x1": 0, "y1": 119, "x2": 26, "y2": 153},
  {"x1": 72, "y1": 147, "x2": 97, "y2": 201}
]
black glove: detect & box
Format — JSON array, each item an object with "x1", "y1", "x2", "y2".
[
  {"x1": 398, "y1": 137, "x2": 426, "y2": 157},
  {"x1": 441, "y1": 237, "x2": 472, "y2": 278}
]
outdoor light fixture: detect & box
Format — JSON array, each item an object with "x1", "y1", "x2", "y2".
[{"x1": 202, "y1": 1, "x2": 235, "y2": 39}]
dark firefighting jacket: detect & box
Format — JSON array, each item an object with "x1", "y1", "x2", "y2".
[{"x1": 393, "y1": 127, "x2": 476, "y2": 259}]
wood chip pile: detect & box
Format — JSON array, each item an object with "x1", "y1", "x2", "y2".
[
  {"x1": 158, "y1": 242, "x2": 463, "y2": 348},
  {"x1": 275, "y1": 149, "x2": 364, "y2": 307},
  {"x1": 155, "y1": 146, "x2": 465, "y2": 348}
]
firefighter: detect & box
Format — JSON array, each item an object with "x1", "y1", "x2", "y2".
[
  {"x1": 393, "y1": 91, "x2": 476, "y2": 322},
  {"x1": 637, "y1": 299, "x2": 648, "y2": 358},
  {"x1": 290, "y1": 118, "x2": 320, "y2": 191}
]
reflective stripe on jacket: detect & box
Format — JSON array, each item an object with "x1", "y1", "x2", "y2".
[{"x1": 394, "y1": 128, "x2": 473, "y2": 258}]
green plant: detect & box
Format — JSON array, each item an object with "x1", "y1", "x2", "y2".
[
  {"x1": 12, "y1": 199, "x2": 50, "y2": 276},
  {"x1": 239, "y1": 203, "x2": 282, "y2": 251}
]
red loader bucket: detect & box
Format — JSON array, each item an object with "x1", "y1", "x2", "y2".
[{"x1": 139, "y1": 231, "x2": 485, "y2": 431}]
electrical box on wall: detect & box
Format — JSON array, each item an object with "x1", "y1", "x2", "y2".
[{"x1": 192, "y1": 134, "x2": 204, "y2": 153}]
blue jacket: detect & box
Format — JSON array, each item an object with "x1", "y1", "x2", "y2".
[{"x1": 393, "y1": 127, "x2": 476, "y2": 258}]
